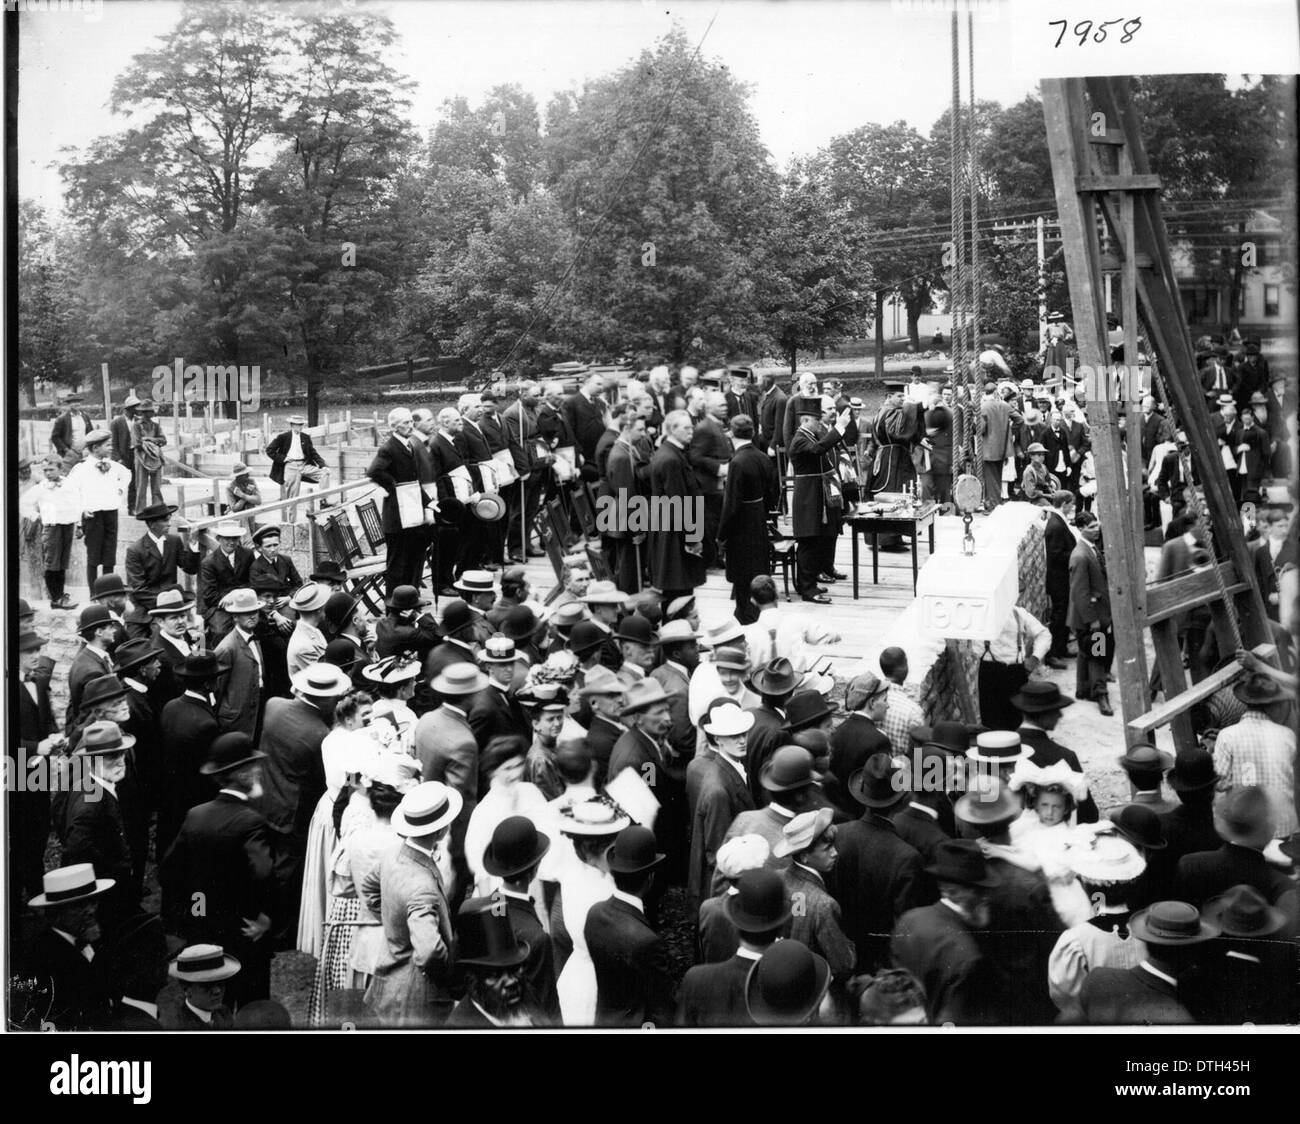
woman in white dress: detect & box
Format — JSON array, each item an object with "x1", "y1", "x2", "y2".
[
  {"x1": 362, "y1": 654, "x2": 421, "y2": 752},
  {"x1": 297, "y1": 690, "x2": 376, "y2": 957},
  {"x1": 464, "y1": 736, "x2": 551, "y2": 901},
  {"x1": 551, "y1": 796, "x2": 630, "y2": 1026}
]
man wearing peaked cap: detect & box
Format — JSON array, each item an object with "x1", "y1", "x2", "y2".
[
  {"x1": 677, "y1": 867, "x2": 789, "y2": 1027},
  {"x1": 161, "y1": 731, "x2": 274, "y2": 1006},
  {"x1": 585, "y1": 825, "x2": 675, "y2": 1027},
  {"x1": 198, "y1": 520, "x2": 253, "y2": 645},
  {"x1": 686, "y1": 702, "x2": 756, "y2": 913}
]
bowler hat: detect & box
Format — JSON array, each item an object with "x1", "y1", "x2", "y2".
[
  {"x1": 744, "y1": 940, "x2": 831, "y2": 1026},
  {"x1": 135, "y1": 502, "x2": 177, "y2": 523},
  {"x1": 169, "y1": 944, "x2": 242, "y2": 983},
  {"x1": 28, "y1": 863, "x2": 115, "y2": 909},
  {"x1": 848, "y1": 752, "x2": 907, "y2": 809},
  {"x1": 323, "y1": 638, "x2": 362, "y2": 672},
  {"x1": 925, "y1": 839, "x2": 1002, "y2": 888},
  {"x1": 175, "y1": 651, "x2": 227, "y2": 681},
  {"x1": 91, "y1": 574, "x2": 127, "y2": 599},
  {"x1": 750, "y1": 657, "x2": 802, "y2": 696},
  {"x1": 455, "y1": 899, "x2": 531, "y2": 969},
  {"x1": 723, "y1": 868, "x2": 793, "y2": 932},
  {"x1": 19, "y1": 629, "x2": 49, "y2": 653},
  {"x1": 323, "y1": 591, "x2": 359, "y2": 632},
  {"x1": 760, "y1": 745, "x2": 815, "y2": 793},
  {"x1": 79, "y1": 674, "x2": 130, "y2": 710},
  {"x1": 568, "y1": 620, "x2": 610, "y2": 656},
  {"x1": 1167, "y1": 748, "x2": 1217, "y2": 794},
  {"x1": 605, "y1": 824, "x2": 666, "y2": 874},
  {"x1": 785, "y1": 689, "x2": 834, "y2": 732},
  {"x1": 1009, "y1": 681, "x2": 1074, "y2": 714},
  {"x1": 76, "y1": 719, "x2": 135, "y2": 756},
  {"x1": 440, "y1": 599, "x2": 475, "y2": 636},
  {"x1": 619, "y1": 678, "x2": 670, "y2": 715},
  {"x1": 113, "y1": 639, "x2": 163, "y2": 675},
  {"x1": 501, "y1": 605, "x2": 546, "y2": 642},
  {"x1": 1108, "y1": 804, "x2": 1167, "y2": 850},
  {"x1": 921, "y1": 720, "x2": 977, "y2": 756},
  {"x1": 310, "y1": 559, "x2": 347, "y2": 583},
  {"x1": 613, "y1": 614, "x2": 659, "y2": 646},
  {"x1": 77, "y1": 603, "x2": 116, "y2": 636},
  {"x1": 1118, "y1": 744, "x2": 1174, "y2": 775},
  {"x1": 200, "y1": 732, "x2": 266, "y2": 776},
  {"x1": 1202, "y1": 885, "x2": 1288, "y2": 939},
  {"x1": 386, "y1": 585, "x2": 432, "y2": 612},
  {"x1": 1128, "y1": 901, "x2": 1220, "y2": 946},
  {"x1": 483, "y1": 816, "x2": 551, "y2": 879}
]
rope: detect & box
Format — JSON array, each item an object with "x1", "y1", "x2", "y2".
[
  {"x1": 967, "y1": 11, "x2": 980, "y2": 361},
  {"x1": 950, "y1": 11, "x2": 968, "y2": 493}
]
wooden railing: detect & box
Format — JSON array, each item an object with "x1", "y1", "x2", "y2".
[{"x1": 182, "y1": 478, "x2": 383, "y2": 532}]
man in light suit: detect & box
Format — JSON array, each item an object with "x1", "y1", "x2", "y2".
[
  {"x1": 123, "y1": 503, "x2": 201, "y2": 639},
  {"x1": 978, "y1": 382, "x2": 1021, "y2": 510},
  {"x1": 213, "y1": 589, "x2": 267, "y2": 740},
  {"x1": 363, "y1": 783, "x2": 461, "y2": 1027},
  {"x1": 367, "y1": 407, "x2": 437, "y2": 595},
  {"x1": 1066, "y1": 509, "x2": 1114, "y2": 716},
  {"x1": 586, "y1": 826, "x2": 676, "y2": 1027}
]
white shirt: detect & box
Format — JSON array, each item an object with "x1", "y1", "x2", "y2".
[
  {"x1": 65, "y1": 458, "x2": 132, "y2": 514},
  {"x1": 717, "y1": 750, "x2": 747, "y2": 784},
  {"x1": 236, "y1": 627, "x2": 263, "y2": 687},
  {"x1": 184, "y1": 1001, "x2": 214, "y2": 1025},
  {"x1": 120, "y1": 997, "x2": 159, "y2": 1019},
  {"x1": 53, "y1": 928, "x2": 95, "y2": 962},
  {"x1": 287, "y1": 431, "x2": 303, "y2": 461},
  {"x1": 612, "y1": 889, "x2": 646, "y2": 914},
  {"x1": 147, "y1": 531, "x2": 169, "y2": 555},
  {"x1": 19, "y1": 479, "x2": 81, "y2": 525},
  {"x1": 983, "y1": 605, "x2": 1052, "y2": 665}
]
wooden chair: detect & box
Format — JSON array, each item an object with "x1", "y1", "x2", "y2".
[
  {"x1": 356, "y1": 498, "x2": 386, "y2": 554},
  {"x1": 767, "y1": 514, "x2": 799, "y2": 600},
  {"x1": 534, "y1": 511, "x2": 567, "y2": 604},
  {"x1": 571, "y1": 485, "x2": 598, "y2": 539},
  {"x1": 316, "y1": 508, "x2": 387, "y2": 617},
  {"x1": 546, "y1": 498, "x2": 581, "y2": 552}
]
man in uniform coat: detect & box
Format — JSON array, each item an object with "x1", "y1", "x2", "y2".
[
  {"x1": 686, "y1": 703, "x2": 756, "y2": 913},
  {"x1": 197, "y1": 521, "x2": 253, "y2": 645},
  {"x1": 123, "y1": 503, "x2": 201, "y2": 639},
  {"x1": 367, "y1": 407, "x2": 437, "y2": 594},
  {"x1": 1067, "y1": 510, "x2": 1114, "y2": 715},
  {"x1": 157, "y1": 652, "x2": 225, "y2": 858},
  {"x1": 720, "y1": 415, "x2": 780, "y2": 623},
  {"x1": 978, "y1": 382, "x2": 1021, "y2": 510},
  {"x1": 161, "y1": 733, "x2": 275, "y2": 1005},
  {"x1": 788, "y1": 395, "x2": 851, "y2": 603},
  {"x1": 14, "y1": 628, "x2": 60, "y2": 912},
  {"x1": 648, "y1": 409, "x2": 706, "y2": 603},
  {"x1": 586, "y1": 826, "x2": 676, "y2": 1027}
]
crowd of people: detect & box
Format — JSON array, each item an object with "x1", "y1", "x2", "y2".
[{"x1": 10, "y1": 337, "x2": 1298, "y2": 1029}]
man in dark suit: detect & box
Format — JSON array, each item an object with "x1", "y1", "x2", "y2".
[
  {"x1": 148, "y1": 587, "x2": 201, "y2": 710},
  {"x1": 264, "y1": 415, "x2": 327, "y2": 515},
  {"x1": 788, "y1": 395, "x2": 850, "y2": 602},
  {"x1": 1159, "y1": 748, "x2": 1222, "y2": 867},
  {"x1": 213, "y1": 588, "x2": 267, "y2": 739},
  {"x1": 368, "y1": 407, "x2": 437, "y2": 594},
  {"x1": 1043, "y1": 490, "x2": 1076, "y2": 662},
  {"x1": 114, "y1": 639, "x2": 165, "y2": 857},
  {"x1": 575, "y1": 666, "x2": 626, "y2": 788},
  {"x1": 156, "y1": 653, "x2": 225, "y2": 859},
  {"x1": 687, "y1": 390, "x2": 733, "y2": 570},
  {"x1": 161, "y1": 733, "x2": 275, "y2": 1005},
  {"x1": 648, "y1": 410, "x2": 706, "y2": 603},
  {"x1": 481, "y1": 817, "x2": 560, "y2": 1023},
  {"x1": 833, "y1": 754, "x2": 933, "y2": 974},
  {"x1": 455, "y1": 395, "x2": 498, "y2": 571},
  {"x1": 602, "y1": 409, "x2": 650, "y2": 593},
  {"x1": 724, "y1": 369, "x2": 760, "y2": 438},
  {"x1": 50, "y1": 393, "x2": 95, "y2": 468},
  {"x1": 501, "y1": 384, "x2": 548, "y2": 563},
  {"x1": 586, "y1": 826, "x2": 676, "y2": 1027},
  {"x1": 259, "y1": 663, "x2": 350, "y2": 945},
  {"x1": 720, "y1": 416, "x2": 780, "y2": 624},
  {"x1": 123, "y1": 503, "x2": 201, "y2": 639},
  {"x1": 686, "y1": 702, "x2": 756, "y2": 913},
  {"x1": 1172, "y1": 786, "x2": 1292, "y2": 907},
  {"x1": 1067, "y1": 510, "x2": 1114, "y2": 715},
  {"x1": 891, "y1": 840, "x2": 1004, "y2": 1026},
  {"x1": 197, "y1": 521, "x2": 253, "y2": 645},
  {"x1": 562, "y1": 373, "x2": 608, "y2": 473},
  {"x1": 1186, "y1": 885, "x2": 1297, "y2": 1025},
  {"x1": 13, "y1": 628, "x2": 60, "y2": 912},
  {"x1": 676, "y1": 868, "x2": 788, "y2": 1027},
  {"x1": 757, "y1": 371, "x2": 788, "y2": 457},
  {"x1": 21, "y1": 864, "x2": 115, "y2": 1031},
  {"x1": 469, "y1": 637, "x2": 532, "y2": 746},
  {"x1": 1077, "y1": 901, "x2": 1218, "y2": 1025},
  {"x1": 66, "y1": 604, "x2": 120, "y2": 728},
  {"x1": 110, "y1": 394, "x2": 140, "y2": 514}
]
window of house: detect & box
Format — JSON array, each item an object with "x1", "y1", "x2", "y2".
[{"x1": 1264, "y1": 284, "x2": 1280, "y2": 317}]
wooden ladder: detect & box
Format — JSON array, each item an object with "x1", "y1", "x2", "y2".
[{"x1": 1041, "y1": 77, "x2": 1271, "y2": 754}]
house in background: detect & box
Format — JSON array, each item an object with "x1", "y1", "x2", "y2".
[{"x1": 1173, "y1": 209, "x2": 1295, "y2": 336}]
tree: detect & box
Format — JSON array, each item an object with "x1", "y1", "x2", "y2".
[
  {"x1": 18, "y1": 203, "x2": 77, "y2": 405},
  {"x1": 979, "y1": 236, "x2": 1047, "y2": 379}
]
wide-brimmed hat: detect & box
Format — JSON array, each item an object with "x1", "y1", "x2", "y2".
[
  {"x1": 703, "y1": 618, "x2": 746, "y2": 648},
  {"x1": 556, "y1": 797, "x2": 631, "y2": 837},
  {"x1": 174, "y1": 651, "x2": 227, "y2": 682},
  {"x1": 431, "y1": 662, "x2": 490, "y2": 697},
  {"x1": 517, "y1": 682, "x2": 569, "y2": 712},
  {"x1": 361, "y1": 653, "x2": 421, "y2": 685},
  {"x1": 1009, "y1": 681, "x2": 1074, "y2": 714},
  {"x1": 966, "y1": 730, "x2": 1029, "y2": 765},
  {"x1": 289, "y1": 582, "x2": 329, "y2": 614},
  {"x1": 79, "y1": 674, "x2": 130, "y2": 711},
  {"x1": 1234, "y1": 672, "x2": 1287, "y2": 707},
  {"x1": 1064, "y1": 830, "x2": 1147, "y2": 886},
  {"x1": 28, "y1": 863, "x2": 116, "y2": 909},
  {"x1": 1118, "y1": 744, "x2": 1174, "y2": 775},
  {"x1": 745, "y1": 940, "x2": 831, "y2": 1026},
  {"x1": 483, "y1": 816, "x2": 551, "y2": 879},
  {"x1": 568, "y1": 620, "x2": 610, "y2": 656},
  {"x1": 290, "y1": 662, "x2": 354, "y2": 697},
  {"x1": 723, "y1": 868, "x2": 792, "y2": 932},
  {"x1": 454, "y1": 570, "x2": 497, "y2": 596},
  {"x1": 169, "y1": 944, "x2": 242, "y2": 983},
  {"x1": 761, "y1": 745, "x2": 815, "y2": 793},
  {"x1": 309, "y1": 559, "x2": 347, "y2": 583},
  {"x1": 773, "y1": 808, "x2": 835, "y2": 859},
  {"x1": 136, "y1": 401, "x2": 157, "y2": 414},
  {"x1": 220, "y1": 588, "x2": 261, "y2": 615},
  {"x1": 1202, "y1": 885, "x2": 1288, "y2": 938},
  {"x1": 750, "y1": 657, "x2": 802, "y2": 696},
  {"x1": 391, "y1": 781, "x2": 463, "y2": 837},
  {"x1": 614, "y1": 614, "x2": 659, "y2": 646},
  {"x1": 1167, "y1": 748, "x2": 1217, "y2": 794},
  {"x1": 386, "y1": 585, "x2": 432, "y2": 612},
  {"x1": 501, "y1": 605, "x2": 546, "y2": 641},
  {"x1": 605, "y1": 824, "x2": 666, "y2": 874},
  {"x1": 702, "y1": 702, "x2": 754, "y2": 738},
  {"x1": 576, "y1": 665, "x2": 625, "y2": 697},
  {"x1": 954, "y1": 773, "x2": 1020, "y2": 826},
  {"x1": 230, "y1": 462, "x2": 252, "y2": 478},
  {"x1": 77, "y1": 604, "x2": 116, "y2": 636},
  {"x1": 786, "y1": 689, "x2": 833, "y2": 732},
  {"x1": 664, "y1": 595, "x2": 696, "y2": 620},
  {"x1": 113, "y1": 639, "x2": 163, "y2": 675},
  {"x1": 849, "y1": 752, "x2": 908, "y2": 809},
  {"x1": 480, "y1": 634, "x2": 523, "y2": 664},
  {"x1": 135, "y1": 502, "x2": 177, "y2": 523},
  {"x1": 1129, "y1": 901, "x2": 1220, "y2": 946},
  {"x1": 323, "y1": 591, "x2": 359, "y2": 632},
  {"x1": 148, "y1": 588, "x2": 195, "y2": 616},
  {"x1": 1108, "y1": 804, "x2": 1168, "y2": 850},
  {"x1": 582, "y1": 580, "x2": 626, "y2": 606},
  {"x1": 18, "y1": 628, "x2": 48, "y2": 652},
  {"x1": 471, "y1": 494, "x2": 507, "y2": 523},
  {"x1": 212, "y1": 520, "x2": 246, "y2": 539},
  {"x1": 713, "y1": 645, "x2": 750, "y2": 671},
  {"x1": 549, "y1": 602, "x2": 587, "y2": 630},
  {"x1": 91, "y1": 573, "x2": 128, "y2": 599},
  {"x1": 455, "y1": 898, "x2": 530, "y2": 968},
  {"x1": 619, "y1": 678, "x2": 669, "y2": 715},
  {"x1": 925, "y1": 839, "x2": 1002, "y2": 888},
  {"x1": 658, "y1": 620, "x2": 698, "y2": 646},
  {"x1": 200, "y1": 732, "x2": 266, "y2": 776},
  {"x1": 1213, "y1": 786, "x2": 1276, "y2": 848}
]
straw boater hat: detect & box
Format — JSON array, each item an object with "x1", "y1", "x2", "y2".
[
  {"x1": 28, "y1": 863, "x2": 115, "y2": 909},
  {"x1": 582, "y1": 581, "x2": 626, "y2": 606},
  {"x1": 431, "y1": 662, "x2": 490, "y2": 697},
  {"x1": 213, "y1": 520, "x2": 245, "y2": 539},
  {"x1": 965, "y1": 730, "x2": 1030, "y2": 765},
  {"x1": 289, "y1": 582, "x2": 330, "y2": 614},
  {"x1": 391, "y1": 781, "x2": 463, "y2": 837},
  {"x1": 454, "y1": 570, "x2": 496, "y2": 597},
  {"x1": 556, "y1": 795, "x2": 631, "y2": 837},
  {"x1": 290, "y1": 662, "x2": 354, "y2": 697},
  {"x1": 480, "y1": 635, "x2": 523, "y2": 664},
  {"x1": 169, "y1": 944, "x2": 242, "y2": 983}
]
